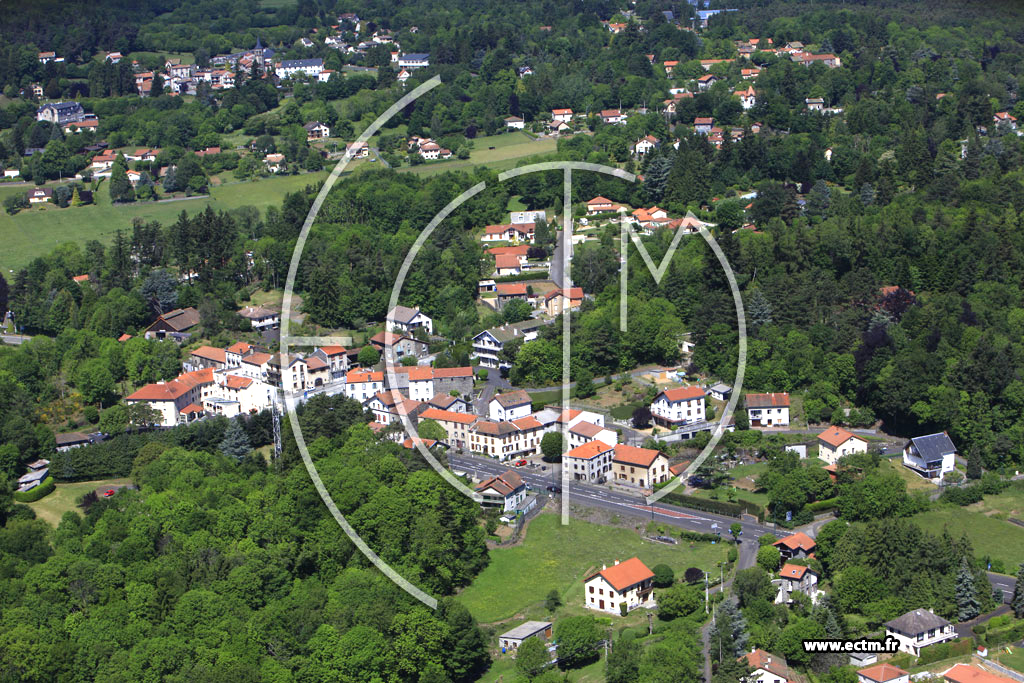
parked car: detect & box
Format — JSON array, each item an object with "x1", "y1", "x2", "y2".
[
  {"x1": 546, "y1": 485, "x2": 561, "y2": 494},
  {"x1": 102, "y1": 489, "x2": 116, "y2": 497},
  {"x1": 515, "y1": 459, "x2": 528, "y2": 467}
]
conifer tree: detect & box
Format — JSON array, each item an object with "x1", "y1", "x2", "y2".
[
  {"x1": 956, "y1": 556, "x2": 980, "y2": 621},
  {"x1": 1012, "y1": 563, "x2": 1024, "y2": 618},
  {"x1": 219, "y1": 417, "x2": 251, "y2": 459}
]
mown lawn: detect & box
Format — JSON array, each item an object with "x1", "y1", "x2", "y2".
[
  {"x1": 995, "y1": 646, "x2": 1024, "y2": 675},
  {"x1": 878, "y1": 457, "x2": 940, "y2": 493},
  {"x1": 28, "y1": 478, "x2": 133, "y2": 526},
  {"x1": 0, "y1": 172, "x2": 328, "y2": 273},
  {"x1": 457, "y1": 512, "x2": 728, "y2": 623},
  {"x1": 911, "y1": 506, "x2": 1024, "y2": 568},
  {"x1": 398, "y1": 132, "x2": 557, "y2": 177}
]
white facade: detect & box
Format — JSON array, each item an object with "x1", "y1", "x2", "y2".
[
  {"x1": 344, "y1": 371, "x2": 384, "y2": 401},
  {"x1": 563, "y1": 441, "x2": 614, "y2": 482},
  {"x1": 489, "y1": 396, "x2": 532, "y2": 422},
  {"x1": 650, "y1": 390, "x2": 706, "y2": 427}
]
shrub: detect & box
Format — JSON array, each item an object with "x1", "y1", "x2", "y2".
[
  {"x1": 916, "y1": 638, "x2": 975, "y2": 665},
  {"x1": 13, "y1": 476, "x2": 56, "y2": 502}
]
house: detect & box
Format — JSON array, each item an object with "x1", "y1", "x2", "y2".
[
  {"x1": 857, "y1": 663, "x2": 910, "y2": 683},
  {"x1": 264, "y1": 153, "x2": 285, "y2": 173},
  {"x1": 994, "y1": 112, "x2": 1018, "y2": 129},
  {"x1": 418, "y1": 142, "x2": 442, "y2": 160},
  {"x1": 584, "y1": 557, "x2": 655, "y2": 614},
  {"x1": 742, "y1": 67, "x2": 762, "y2": 80},
  {"x1": 386, "y1": 365, "x2": 435, "y2": 402},
  {"x1": 203, "y1": 372, "x2": 279, "y2": 417},
  {"x1": 587, "y1": 196, "x2": 623, "y2": 214},
  {"x1": 943, "y1": 664, "x2": 1017, "y2": 683},
  {"x1": 806, "y1": 97, "x2": 825, "y2": 111},
  {"x1": 428, "y1": 393, "x2": 470, "y2": 413},
  {"x1": 564, "y1": 440, "x2": 615, "y2": 482},
  {"x1": 741, "y1": 649, "x2": 796, "y2": 683},
  {"x1": 105, "y1": 52, "x2": 123, "y2": 63},
  {"x1": 369, "y1": 332, "x2": 429, "y2": 363},
  {"x1": 239, "y1": 352, "x2": 274, "y2": 382},
  {"x1": 420, "y1": 408, "x2": 478, "y2": 449},
  {"x1": 55, "y1": 432, "x2": 92, "y2": 452},
  {"x1": 429, "y1": 366, "x2": 474, "y2": 398},
  {"x1": 567, "y1": 420, "x2": 618, "y2": 449},
  {"x1": 505, "y1": 115, "x2": 525, "y2": 130},
  {"x1": 696, "y1": 74, "x2": 718, "y2": 90},
  {"x1": 884, "y1": 609, "x2": 956, "y2": 656},
  {"x1": 817, "y1": 426, "x2": 867, "y2": 465},
  {"x1": 363, "y1": 391, "x2": 426, "y2": 425},
  {"x1": 694, "y1": 117, "x2": 714, "y2": 135},
  {"x1": 499, "y1": 621, "x2": 552, "y2": 652},
  {"x1": 27, "y1": 187, "x2": 52, "y2": 204},
  {"x1": 600, "y1": 109, "x2": 626, "y2": 125},
  {"x1": 745, "y1": 392, "x2": 790, "y2": 427},
  {"x1": 38, "y1": 51, "x2": 60, "y2": 63},
  {"x1": 494, "y1": 254, "x2": 523, "y2": 277},
  {"x1": 489, "y1": 390, "x2": 533, "y2": 421},
  {"x1": 188, "y1": 345, "x2": 228, "y2": 371},
  {"x1": 346, "y1": 142, "x2": 369, "y2": 158},
  {"x1": 903, "y1": 432, "x2": 957, "y2": 481},
  {"x1": 275, "y1": 58, "x2": 323, "y2": 78},
  {"x1": 487, "y1": 245, "x2": 530, "y2": 262},
  {"x1": 387, "y1": 305, "x2": 433, "y2": 335},
  {"x1": 125, "y1": 148, "x2": 161, "y2": 163},
  {"x1": 125, "y1": 368, "x2": 215, "y2": 426},
  {"x1": 470, "y1": 416, "x2": 545, "y2": 460},
  {"x1": 3, "y1": 169, "x2": 20, "y2": 179},
  {"x1": 238, "y1": 305, "x2": 280, "y2": 330},
  {"x1": 551, "y1": 108, "x2": 573, "y2": 122},
  {"x1": 511, "y1": 210, "x2": 546, "y2": 225},
  {"x1": 303, "y1": 121, "x2": 331, "y2": 139},
  {"x1": 311, "y1": 345, "x2": 348, "y2": 379},
  {"x1": 611, "y1": 444, "x2": 669, "y2": 488},
  {"x1": 475, "y1": 470, "x2": 528, "y2": 510},
  {"x1": 344, "y1": 369, "x2": 384, "y2": 401},
  {"x1": 266, "y1": 353, "x2": 309, "y2": 393},
  {"x1": 707, "y1": 383, "x2": 732, "y2": 401},
  {"x1": 143, "y1": 307, "x2": 200, "y2": 341},
  {"x1": 472, "y1": 319, "x2": 548, "y2": 368},
  {"x1": 773, "y1": 532, "x2": 816, "y2": 560},
  {"x1": 700, "y1": 58, "x2": 735, "y2": 71},
  {"x1": 776, "y1": 563, "x2": 818, "y2": 603},
  {"x1": 663, "y1": 60, "x2": 679, "y2": 75},
  {"x1": 650, "y1": 386, "x2": 706, "y2": 428},
  {"x1": 398, "y1": 53, "x2": 430, "y2": 69},
  {"x1": 791, "y1": 52, "x2": 842, "y2": 68},
  {"x1": 736, "y1": 86, "x2": 757, "y2": 109},
  {"x1": 632, "y1": 135, "x2": 659, "y2": 157},
  {"x1": 225, "y1": 342, "x2": 254, "y2": 368},
  {"x1": 37, "y1": 101, "x2": 87, "y2": 124},
  {"x1": 544, "y1": 287, "x2": 583, "y2": 316},
  {"x1": 495, "y1": 283, "x2": 528, "y2": 308},
  {"x1": 483, "y1": 222, "x2": 535, "y2": 243}
]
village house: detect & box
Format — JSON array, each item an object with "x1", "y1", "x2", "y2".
[
  {"x1": 567, "y1": 420, "x2": 618, "y2": 449},
  {"x1": 387, "y1": 305, "x2": 433, "y2": 336},
  {"x1": 26, "y1": 187, "x2": 52, "y2": 204},
  {"x1": 650, "y1": 386, "x2": 706, "y2": 428},
  {"x1": 551, "y1": 108, "x2": 573, "y2": 122},
  {"x1": 564, "y1": 440, "x2": 615, "y2": 483},
  {"x1": 428, "y1": 393, "x2": 470, "y2": 413},
  {"x1": 707, "y1": 383, "x2": 732, "y2": 401},
  {"x1": 369, "y1": 331, "x2": 429, "y2": 363},
  {"x1": 225, "y1": 342, "x2": 254, "y2": 368},
  {"x1": 632, "y1": 135, "x2": 659, "y2": 156},
  {"x1": 745, "y1": 392, "x2": 790, "y2": 427},
  {"x1": 504, "y1": 115, "x2": 525, "y2": 130},
  {"x1": 741, "y1": 649, "x2": 796, "y2": 683},
  {"x1": 475, "y1": 470, "x2": 528, "y2": 510},
  {"x1": 143, "y1": 307, "x2": 200, "y2": 341},
  {"x1": 238, "y1": 305, "x2": 280, "y2": 330},
  {"x1": 584, "y1": 557, "x2": 656, "y2": 614},
  {"x1": 420, "y1": 407, "x2": 478, "y2": 449},
  {"x1": 275, "y1": 58, "x2": 324, "y2": 78},
  {"x1": 694, "y1": 117, "x2": 714, "y2": 135},
  {"x1": 544, "y1": 287, "x2": 583, "y2": 316},
  {"x1": 943, "y1": 664, "x2": 1017, "y2": 683},
  {"x1": 806, "y1": 97, "x2": 825, "y2": 111},
  {"x1": 790, "y1": 52, "x2": 841, "y2": 68},
  {"x1": 696, "y1": 74, "x2": 718, "y2": 91},
  {"x1": 489, "y1": 390, "x2": 533, "y2": 421},
  {"x1": 346, "y1": 141, "x2": 369, "y2": 158},
  {"x1": 266, "y1": 353, "x2": 308, "y2": 393},
  {"x1": 884, "y1": 609, "x2": 956, "y2": 656},
  {"x1": 264, "y1": 153, "x2": 285, "y2": 173},
  {"x1": 398, "y1": 53, "x2": 430, "y2": 69},
  {"x1": 663, "y1": 60, "x2": 678, "y2": 75},
  {"x1": 611, "y1": 444, "x2": 669, "y2": 488},
  {"x1": 37, "y1": 101, "x2": 86, "y2": 124},
  {"x1": 303, "y1": 121, "x2": 331, "y2": 139},
  {"x1": 494, "y1": 254, "x2": 523, "y2": 277},
  {"x1": 343, "y1": 369, "x2": 384, "y2": 402},
  {"x1": 903, "y1": 432, "x2": 957, "y2": 481},
  {"x1": 776, "y1": 563, "x2": 819, "y2": 603},
  {"x1": 388, "y1": 365, "x2": 435, "y2": 402},
  {"x1": 857, "y1": 663, "x2": 910, "y2": 683},
  {"x1": 736, "y1": 85, "x2": 757, "y2": 109},
  {"x1": 203, "y1": 372, "x2": 279, "y2": 418},
  {"x1": 600, "y1": 109, "x2": 626, "y2": 125},
  {"x1": 470, "y1": 416, "x2": 545, "y2": 460},
  {"x1": 472, "y1": 318, "x2": 549, "y2": 368},
  {"x1": 498, "y1": 621, "x2": 552, "y2": 652},
  {"x1": 495, "y1": 282, "x2": 528, "y2": 307},
  {"x1": 430, "y1": 366, "x2": 474, "y2": 397},
  {"x1": 363, "y1": 391, "x2": 426, "y2": 426},
  {"x1": 586, "y1": 196, "x2": 624, "y2": 214},
  {"x1": 994, "y1": 112, "x2": 1018, "y2": 129},
  {"x1": 482, "y1": 222, "x2": 536, "y2": 243},
  {"x1": 126, "y1": 368, "x2": 215, "y2": 427},
  {"x1": 817, "y1": 426, "x2": 867, "y2": 465},
  {"x1": 310, "y1": 345, "x2": 348, "y2": 379},
  {"x1": 187, "y1": 345, "x2": 228, "y2": 371},
  {"x1": 239, "y1": 352, "x2": 273, "y2": 381},
  {"x1": 773, "y1": 531, "x2": 816, "y2": 560}
]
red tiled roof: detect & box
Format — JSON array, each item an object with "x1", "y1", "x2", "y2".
[
  {"x1": 585, "y1": 557, "x2": 654, "y2": 592},
  {"x1": 742, "y1": 650, "x2": 793, "y2": 680},
  {"x1": 857, "y1": 663, "x2": 909, "y2": 683},
  {"x1": 224, "y1": 375, "x2": 253, "y2": 389},
  {"x1": 779, "y1": 563, "x2": 810, "y2": 580},
  {"x1": 432, "y1": 366, "x2": 473, "y2": 378},
  {"x1": 487, "y1": 245, "x2": 530, "y2": 257},
  {"x1": 658, "y1": 386, "x2": 705, "y2": 402},
  {"x1": 613, "y1": 444, "x2": 662, "y2": 468},
  {"x1": 306, "y1": 356, "x2": 328, "y2": 370},
  {"x1": 745, "y1": 392, "x2": 790, "y2": 408},
  {"x1": 943, "y1": 664, "x2": 1017, "y2": 683},
  {"x1": 127, "y1": 368, "x2": 214, "y2": 401},
  {"x1": 544, "y1": 287, "x2": 584, "y2": 301},
  {"x1": 570, "y1": 421, "x2": 605, "y2": 438},
  {"x1": 511, "y1": 416, "x2": 543, "y2": 430},
  {"x1": 243, "y1": 352, "x2": 273, "y2": 366},
  {"x1": 566, "y1": 440, "x2": 614, "y2": 460},
  {"x1": 495, "y1": 254, "x2": 523, "y2": 270},
  {"x1": 191, "y1": 345, "x2": 226, "y2": 363},
  {"x1": 226, "y1": 342, "x2": 252, "y2": 355},
  {"x1": 346, "y1": 369, "x2": 384, "y2": 383},
  {"x1": 818, "y1": 425, "x2": 864, "y2": 448},
  {"x1": 496, "y1": 282, "x2": 527, "y2": 295},
  {"x1": 405, "y1": 366, "x2": 433, "y2": 381},
  {"x1": 319, "y1": 345, "x2": 346, "y2": 355},
  {"x1": 420, "y1": 407, "x2": 477, "y2": 424},
  {"x1": 774, "y1": 532, "x2": 815, "y2": 551}
]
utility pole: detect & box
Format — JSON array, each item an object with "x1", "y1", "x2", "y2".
[{"x1": 705, "y1": 569, "x2": 709, "y2": 613}]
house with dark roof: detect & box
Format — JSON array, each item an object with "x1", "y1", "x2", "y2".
[
  {"x1": 36, "y1": 101, "x2": 86, "y2": 124},
  {"x1": 387, "y1": 305, "x2": 433, "y2": 335},
  {"x1": 475, "y1": 469, "x2": 527, "y2": 510},
  {"x1": 275, "y1": 58, "x2": 323, "y2": 78},
  {"x1": 584, "y1": 557, "x2": 655, "y2": 614},
  {"x1": 238, "y1": 305, "x2": 280, "y2": 330},
  {"x1": 902, "y1": 432, "x2": 957, "y2": 481},
  {"x1": 369, "y1": 331, "x2": 429, "y2": 363},
  {"x1": 143, "y1": 307, "x2": 200, "y2": 341},
  {"x1": 884, "y1": 608, "x2": 955, "y2": 656},
  {"x1": 303, "y1": 121, "x2": 331, "y2": 139},
  {"x1": 498, "y1": 621, "x2": 552, "y2": 651},
  {"x1": 55, "y1": 432, "x2": 92, "y2": 452},
  {"x1": 471, "y1": 318, "x2": 550, "y2": 368},
  {"x1": 650, "y1": 386, "x2": 706, "y2": 427},
  {"x1": 489, "y1": 390, "x2": 532, "y2": 421}
]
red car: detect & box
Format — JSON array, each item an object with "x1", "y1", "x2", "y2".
[
  {"x1": 102, "y1": 489, "x2": 116, "y2": 497},
  {"x1": 515, "y1": 459, "x2": 528, "y2": 467}
]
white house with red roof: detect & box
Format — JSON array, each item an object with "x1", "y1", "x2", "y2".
[
  {"x1": 586, "y1": 196, "x2": 625, "y2": 214},
  {"x1": 126, "y1": 368, "x2": 216, "y2": 427},
  {"x1": 564, "y1": 440, "x2": 615, "y2": 482},
  {"x1": 482, "y1": 222, "x2": 535, "y2": 244},
  {"x1": 568, "y1": 420, "x2": 618, "y2": 449},
  {"x1": 551, "y1": 108, "x2": 573, "y2": 122},
  {"x1": 817, "y1": 425, "x2": 867, "y2": 465},
  {"x1": 632, "y1": 135, "x2": 659, "y2": 157},
  {"x1": 494, "y1": 253, "x2": 523, "y2": 276},
  {"x1": 475, "y1": 469, "x2": 528, "y2": 511},
  {"x1": 600, "y1": 109, "x2": 626, "y2": 125},
  {"x1": 584, "y1": 557, "x2": 656, "y2": 614},
  {"x1": 650, "y1": 386, "x2": 706, "y2": 427},
  {"x1": 745, "y1": 392, "x2": 790, "y2": 427},
  {"x1": 344, "y1": 369, "x2": 384, "y2": 401},
  {"x1": 741, "y1": 649, "x2": 796, "y2": 683},
  {"x1": 994, "y1": 112, "x2": 1018, "y2": 129},
  {"x1": 776, "y1": 563, "x2": 819, "y2": 603},
  {"x1": 857, "y1": 663, "x2": 910, "y2": 683}
]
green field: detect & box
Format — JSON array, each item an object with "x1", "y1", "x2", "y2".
[
  {"x1": 457, "y1": 512, "x2": 728, "y2": 624},
  {"x1": 966, "y1": 483, "x2": 1024, "y2": 519},
  {"x1": 399, "y1": 132, "x2": 558, "y2": 177},
  {"x1": 27, "y1": 477, "x2": 133, "y2": 526},
  {"x1": 911, "y1": 506, "x2": 1024, "y2": 568},
  {"x1": 0, "y1": 172, "x2": 328, "y2": 273},
  {"x1": 995, "y1": 646, "x2": 1024, "y2": 675}
]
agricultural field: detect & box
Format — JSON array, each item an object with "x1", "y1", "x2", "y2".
[
  {"x1": 456, "y1": 512, "x2": 729, "y2": 624},
  {"x1": 0, "y1": 171, "x2": 328, "y2": 273}
]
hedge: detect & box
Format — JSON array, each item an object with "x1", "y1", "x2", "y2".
[
  {"x1": 678, "y1": 530, "x2": 722, "y2": 543},
  {"x1": 807, "y1": 497, "x2": 840, "y2": 513},
  {"x1": 492, "y1": 270, "x2": 549, "y2": 283},
  {"x1": 13, "y1": 476, "x2": 56, "y2": 503},
  {"x1": 916, "y1": 638, "x2": 975, "y2": 666},
  {"x1": 661, "y1": 491, "x2": 765, "y2": 522}
]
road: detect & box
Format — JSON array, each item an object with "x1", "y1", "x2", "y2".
[
  {"x1": 989, "y1": 572, "x2": 1017, "y2": 603},
  {"x1": 448, "y1": 453, "x2": 780, "y2": 540},
  {"x1": 550, "y1": 229, "x2": 570, "y2": 289},
  {"x1": 0, "y1": 333, "x2": 31, "y2": 345}
]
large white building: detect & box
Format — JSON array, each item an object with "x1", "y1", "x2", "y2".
[
  {"x1": 275, "y1": 58, "x2": 323, "y2": 79},
  {"x1": 584, "y1": 557, "x2": 655, "y2": 614},
  {"x1": 387, "y1": 305, "x2": 433, "y2": 335},
  {"x1": 650, "y1": 386, "x2": 706, "y2": 427},
  {"x1": 745, "y1": 392, "x2": 790, "y2": 427},
  {"x1": 563, "y1": 440, "x2": 615, "y2": 483}
]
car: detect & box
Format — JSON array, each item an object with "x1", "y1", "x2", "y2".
[
  {"x1": 541, "y1": 466, "x2": 547, "y2": 471},
  {"x1": 654, "y1": 535, "x2": 678, "y2": 545},
  {"x1": 546, "y1": 485, "x2": 561, "y2": 494},
  {"x1": 102, "y1": 489, "x2": 116, "y2": 497},
  {"x1": 515, "y1": 459, "x2": 528, "y2": 467}
]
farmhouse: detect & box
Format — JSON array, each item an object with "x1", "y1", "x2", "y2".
[
  {"x1": 551, "y1": 108, "x2": 573, "y2": 122},
  {"x1": 498, "y1": 621, "x2": 552, "y2": 651},
  {"x1": 611, "y1": 444, "x2": 669, "y2": 488},
  {"x1": 650, "y1": 386, "x2": 706, "y2": 427},
  {"x1": 817, "y1": 426, "x2": 868, "y2": 465},
  {"x1": 143, "y1": 307, "x2": 200, "y2": 341},
  {"x1": 584, "y1": 557, "x2": 655, "y2": 614}
]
